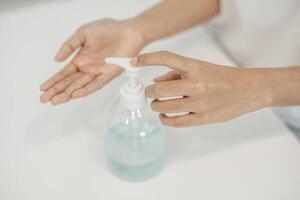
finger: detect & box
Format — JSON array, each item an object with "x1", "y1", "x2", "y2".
[
  {"x1": 145, "y1": 80, "x2": 189, "y2": 98},
  {"x1": 151, "y1": 98, "x2": 192, "y2": 113},
  {"x1": 50, "y1": 74, "x2": 95, "y2": 105},
  {"x1": 159, "y1": 113, "x2": 201, "y2": 127},
  {"x1": 55, "y1": 28, "x2": 85, "y2": 61},
  {"x1": 40, "y1": 72, "x2": 81, "y2": 103},
  {"x1": 154, "y1": 71, "x2": 181, "y2": 82},
  {"x1": 72, "y1": 75, "x2": 112, "y2": 98},
  {"x1": 80, "y1": 65, "x2": 104, "y2": 75},
  {"x1": 40, "y1": 62, "x2": 77, "y2": 91},
  {"x1": 131, "y1": 51, "x2": 192, "y2": 72},
  {"x1": 64, "y1": 74, "x2": 95, "y2": 96},
  {"x1": 50, "y1": 93, "x2": 71, "y2": 105}
]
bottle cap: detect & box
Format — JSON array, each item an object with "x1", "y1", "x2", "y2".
[{"x1": 105, "y1": 57, "x2": 145, "y2": 110}]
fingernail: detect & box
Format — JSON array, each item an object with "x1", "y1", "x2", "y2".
[
  {"x1": 54, "y1": 54, "x2": 61, "y2": 62},
  {"x1": 40, "y1": 98, "x2": 46, "y2": 103},
  {"x1": 40, "y1": 94, "x2": 48, "y2": 103},
  {"x1": 51, "y1": 100, "x2": 58, "y2": 106},
  {"x1": 40, "y1": 83, "x2": 48, "y2": 91},
  {"x1": 130, "y1": 57, "x2": 138, "y2": 66}
]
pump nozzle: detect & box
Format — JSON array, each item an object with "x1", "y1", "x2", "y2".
[
  {"x1": 105, "y1": 57, "x2": 138, "y2": 72},
  {"x1": 105, "y1": 57, "x2": 140, "y2": 87},
  {"x1": 105, "y1": 57, "x2": 145, "y2": 110}
]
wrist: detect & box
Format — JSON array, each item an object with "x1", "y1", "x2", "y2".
[
  {"x1": 125, "y1": 16, "x2": 158, "y2": 45},
  {"x1": 115, "y1": 18, "x2": 148, "y2": 48},
  {"x1": 240, "y1": 68, "x2": 274, "y2": 109},
  {"x1": 239, "y1": 67, "x2": 300, "y2": 108},
  {"x1": 260, "y1": 67, "x2": 300, "y2": 106},
  {"x1": 257, "y1": 69, "x2": 278, "y2": 107}
]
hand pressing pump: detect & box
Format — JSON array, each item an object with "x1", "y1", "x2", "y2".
[{"x1": 104, "y1": 57, "x2": 166, "y2": 181}]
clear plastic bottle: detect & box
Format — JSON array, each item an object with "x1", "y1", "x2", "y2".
[{"x1": 104, "y1": 57, "x2": 166, "y2": 181}]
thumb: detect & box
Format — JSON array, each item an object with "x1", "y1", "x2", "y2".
[{"x1": 55, "y1": 28, "x2": 85, "y2": 62}]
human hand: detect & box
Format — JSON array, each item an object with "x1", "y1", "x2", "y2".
[
  {"x1": 40, "y1": 19, "x2": 146, "y2": 105},
  {"x1": 131, "y1": 51, "x2": 273, "y2": 127}
]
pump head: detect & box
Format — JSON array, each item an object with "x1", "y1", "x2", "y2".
[{"x1": 105, "y1": 57, "x2": 145, "y2": 110}]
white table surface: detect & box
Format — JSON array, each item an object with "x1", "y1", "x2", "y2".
[{"x1": 0, "y1": 0, "x2": 299, "y2": 200}]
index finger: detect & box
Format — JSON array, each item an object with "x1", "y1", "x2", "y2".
[
  {"x1": 55, "y1": 28, "x2": 85, "y2": 62},
  {"x1": 40, "y1": 62, "x2": 77, "y2": 91},
  {"x1": 131, "y1": 51, "x2": 191, "y2": 72}
]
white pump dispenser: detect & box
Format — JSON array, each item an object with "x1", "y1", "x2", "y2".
[
  {"x1": 105, "y1": 57, "x2": 145, "y2": 110},
  {"x1": 104, "y1": 57, "x2": 166, "y2": 181}
]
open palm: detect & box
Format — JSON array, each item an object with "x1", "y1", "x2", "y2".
[{"x1": 40, "y1": 19, "x2": 145, "y2": 105}]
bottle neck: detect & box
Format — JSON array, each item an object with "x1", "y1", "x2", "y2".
[{"x1": 120, "y1": 80, "x2": 146, "y2": 110}]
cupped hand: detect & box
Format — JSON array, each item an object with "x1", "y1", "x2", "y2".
[
  {"x1": 131, "y1": 51, "x2": 273, "y2": 127},
  {"x1": 40, "y1": 19, "x2": 145, "y2": 105}
]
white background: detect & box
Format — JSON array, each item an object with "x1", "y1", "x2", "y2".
[{"x1": 0, "y1": 0, "x2": 299, "y2": 199}]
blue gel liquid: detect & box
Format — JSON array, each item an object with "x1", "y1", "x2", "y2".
[{"x1": 105, "y1": 122, "x2": 166, "y2": 181}]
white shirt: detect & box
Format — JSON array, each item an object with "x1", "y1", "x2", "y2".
[{"x1": 208, "y1": 0, "x2": 300, "y2": 130}]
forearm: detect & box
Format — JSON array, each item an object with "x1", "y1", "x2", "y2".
[
  {"x1": 128, "y1": 0, "x2": 219, "y2": 44},
  {"x1": 250, "y1": 67, "x2": 300, "y2": 107}
]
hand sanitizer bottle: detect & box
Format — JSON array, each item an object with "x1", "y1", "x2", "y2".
[{"x1": 104, "y1": 57, "x2": 166, "y2": 181}]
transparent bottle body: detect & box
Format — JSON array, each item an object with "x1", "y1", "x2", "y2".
[{"x1": 105, "y1": 96, "x2": 166, "y2": 181}]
